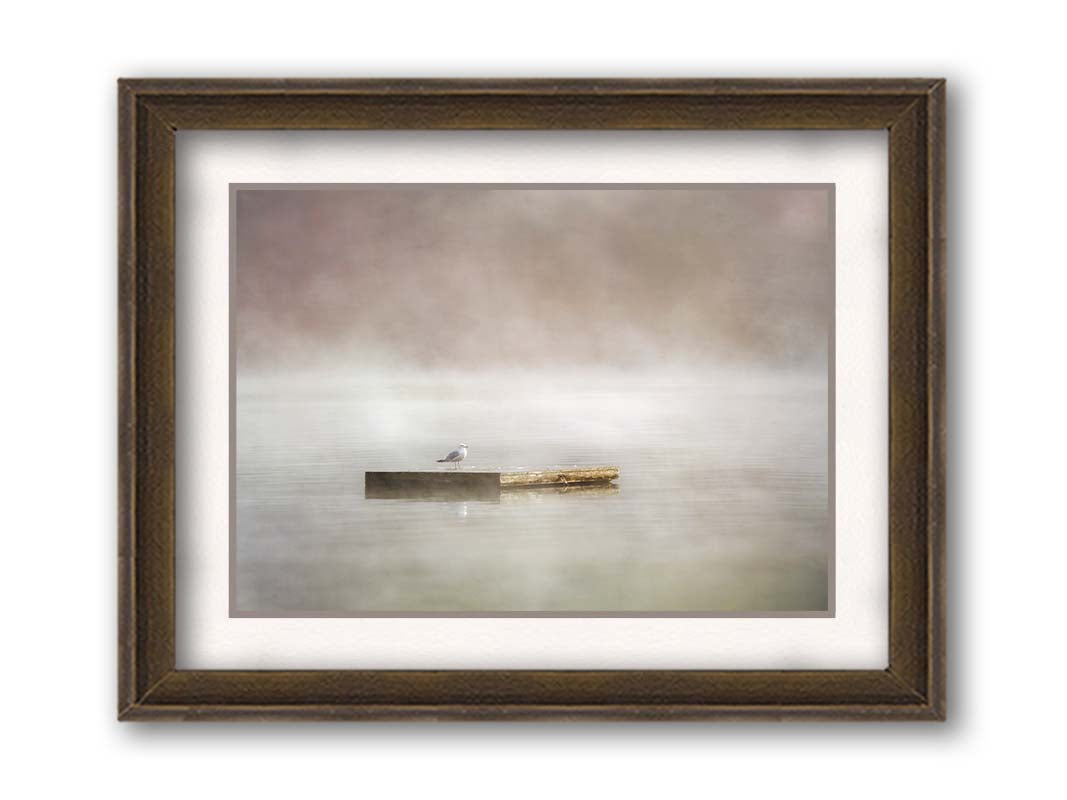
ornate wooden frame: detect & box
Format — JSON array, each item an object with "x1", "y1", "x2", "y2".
[{"x1": 118, "y1": 79, "x2": 945, "y2": 720}]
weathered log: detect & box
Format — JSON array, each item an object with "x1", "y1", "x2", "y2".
[{"x1": 499, "y1": 466, "x2": 619, "y2": 487}]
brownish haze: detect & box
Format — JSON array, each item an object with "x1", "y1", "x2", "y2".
[{"x1": 235, "y1": 186, "x2": 832, "y2": 371}]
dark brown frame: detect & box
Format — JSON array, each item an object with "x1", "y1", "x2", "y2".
[{"x1": 118, "y1": 78, "x2": 945, "y2": 721}]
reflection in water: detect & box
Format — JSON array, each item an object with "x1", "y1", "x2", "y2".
[
  {"x1": 364, "y1": 483, "x2": 503, "y2": 502},
  {"x1": 502, "y1": 482, "x2": 620, "y2": 501},
  {"x1": 236, "y1": 369, "x2": 829, "y2": 614}
]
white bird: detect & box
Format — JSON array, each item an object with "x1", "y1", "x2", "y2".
[{"x1": 436, "y1": 443, "x2": 468, "y2": 469}]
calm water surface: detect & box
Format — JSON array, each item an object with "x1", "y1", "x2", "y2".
[{"x1": 236, "y1": 369, "x2": 829, "y2": 613}]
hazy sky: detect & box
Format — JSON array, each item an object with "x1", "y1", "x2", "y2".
[{"x1": 234, "y1": 186, "x2": 832, "y2": 371}]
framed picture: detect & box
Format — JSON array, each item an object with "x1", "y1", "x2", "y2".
[{"x1": 118, "y1": 78, "x2": 945, "y2": 720}]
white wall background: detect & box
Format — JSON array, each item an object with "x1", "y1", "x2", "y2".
[{"x1": 1, "y1": 1, "x2": 1062, "y2": 796}]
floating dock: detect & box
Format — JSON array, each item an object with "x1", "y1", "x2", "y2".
[{"x1": 365, "y1": 466, "x2": 619, "y2": 500}]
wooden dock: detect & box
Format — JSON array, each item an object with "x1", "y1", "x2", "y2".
[{"x1": 365, "y1": 466, "x2": 618, "y2": 500}]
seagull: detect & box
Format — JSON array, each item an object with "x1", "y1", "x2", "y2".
[{"x1": 436, "y1": 443, "x2": 468, "y2": 470}]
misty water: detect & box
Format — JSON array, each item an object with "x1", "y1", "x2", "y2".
[{"x1": 235, "y1": 368, "x2": 829, "y2": 614}]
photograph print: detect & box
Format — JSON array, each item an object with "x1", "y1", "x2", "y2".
[{"x1": 233, "y1": 184, "x2": 833, "y2": 616}]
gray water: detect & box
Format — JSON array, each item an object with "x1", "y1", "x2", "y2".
[{"x1": 235, "y1": 369, "x2": 829, "y2": 614}]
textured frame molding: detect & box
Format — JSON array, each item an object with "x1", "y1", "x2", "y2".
[{"x1": 118, "y1": 78, "x2": 945, "y2": 721}]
